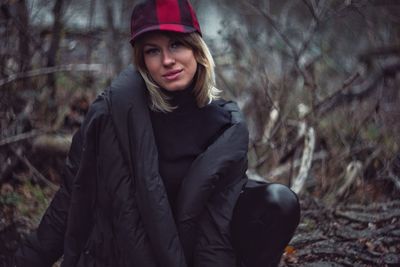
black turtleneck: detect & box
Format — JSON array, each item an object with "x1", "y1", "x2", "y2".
[{"x1": 150, "y1": 86, "x2": 231, "y2": 206}]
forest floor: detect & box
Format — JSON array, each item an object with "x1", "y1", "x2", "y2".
[
  {"x1": 280, "y1": 196, "x2": 400, "y2": 267},
  {"x1": 1, "y1": 184, "x2": 400, "y2": 267}
]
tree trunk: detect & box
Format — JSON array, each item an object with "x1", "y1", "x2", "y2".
[
  {"x1": 0, "y1": 3, "x2": 11, "y2": 78},
  {"x1": 103, "y1": 0, "x2": 123, "y2": 75},
  {"x1": 16, "y1": 0, "x2": 30, "y2": 89},
  {"x1": 86, "y1": 0, "x2": 96, "y2": 65},
  {"x1": 47, "y1": 0, "x2": 64, "y2": 100}
]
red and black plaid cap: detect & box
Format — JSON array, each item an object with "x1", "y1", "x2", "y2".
[{"x1": 130, "y1": 0, "x2": 202, "y2": 45}]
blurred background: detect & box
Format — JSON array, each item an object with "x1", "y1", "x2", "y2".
[{"x1": 1, "y1": 0, "x2": 399, "y2": 266}]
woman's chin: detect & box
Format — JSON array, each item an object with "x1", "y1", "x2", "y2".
[{"x1": 162, "y1": 82, "x2": 191, "y2": 92}]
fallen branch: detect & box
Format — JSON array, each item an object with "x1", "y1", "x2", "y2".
[
  {"x1": 344, "y1": 200, "x2": 400, "y2": 212},
  {"x1": 246, "y1": 169, "x2": 266, "y2": 182},
  {"x1": 261, "y1": 104, "x2": 279, "y2": 144},
  {"x1": 334, "y1": 209, "x2": 400, "y2": 224},
  {"x1": 265, "y1": 151, "x2": 328, "y2": 178},
  {"x1": 32, "y1": 134, "x2": 72, "y2": 155},
  {"x1": 334, "y1": 223, "x2": 399, "y2": 241},
  {"x1": 0, "y1": 130, "x2": 40, "y2": 147},
  {"x1": 0, "y1": 64, "x2": 104, "y2": 87},
  {"x1": 291, "y1": 127, "x2": 316, "y2": 194},
  {"x1": 337, "y1": 161, "x2": 363, "y2": 199}
]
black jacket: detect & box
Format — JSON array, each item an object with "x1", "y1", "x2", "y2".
[{"x1": 16, "y1": 66, "x2": 249, "y2": 267}]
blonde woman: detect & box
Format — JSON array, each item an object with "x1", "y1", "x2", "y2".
[{"x1": 16, "y1": 1, "x2": 300, "y2": 266}]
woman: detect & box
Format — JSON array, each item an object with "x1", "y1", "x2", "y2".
[{"x1": 16, "y1": 0, "x2": 300, "y2": 266}]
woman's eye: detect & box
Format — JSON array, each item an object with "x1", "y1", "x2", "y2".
[
  {"x1": 170, "y1": 41, "x2": 183, "y2": 49},
  {"x1": 144, "y1": 48, "x2": 159, "y2": 55}
]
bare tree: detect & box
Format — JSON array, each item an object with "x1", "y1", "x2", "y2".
[{"x1": 215, "y1": 0, "x2": 400, "y2": 198}]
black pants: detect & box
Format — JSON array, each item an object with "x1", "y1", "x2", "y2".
[{"x1": 231, "y1": 180, "x2": 300, "y2": 267}]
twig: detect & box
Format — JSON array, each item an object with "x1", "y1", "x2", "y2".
[
  {"x1": 301, "y1": 0, "x2": 320, "y2": 22},
  {"x1": 349, "y1": 100, "x2": 380, "y2": 148},
  {"x1": 22, "y1": 155, "x2": 59, "y2": 192},
  {"x1": 246, "y1": 169, "x2": 267, "y2": 182},
  {"x1": 0, "y1": 64, "x2": 104, "y2": 87},
  {"x1": 334, "y1": 209, "x2": 400, "y2": 224},
  {"x1": 0, "y1": 130, "x2": 40, "y2": 147},
  {"x1": 265, "y1": 151, "x2": 328, "y2": 178},
  {"x1": 310, "y1": 71, "x2": 360, "y2": 117},
  {"x1": 243, "y1": 0, "x2": 298, "y2": 58},
  {"x1": 214, "y1": 67, "x2": 237, "y2": 99},
  {"x1": 337, "y1": 161, "x2": 363, "y2": 198},
  {"x1": 363, "y1": 147, "x2": 382, "y2": 173},
  {"x1": 298, "y1": 0, "x2": 323, "y2": 58},
  {"x1": 344, "y1": 200, "x2": 400, "y2": 212},
  {"x1": 12, "y1": 149, "x2": 59, "y2": 192},
  {"x1": 358, "y1": 45, "x2": 400, "y2": 62},
  {"x1": 384, "y1": 173, "x2": 400, "y2": 191},
  {"x1": 261, "y1": 105, "x2": 279, "y2": 144},
  {"x1": 310, "y1": 62, "x2": 400, "y2": 118}
]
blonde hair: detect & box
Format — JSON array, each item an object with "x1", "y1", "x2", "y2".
[{"x1": 133, "y1": 32, "x2": 220, "y2": 112}]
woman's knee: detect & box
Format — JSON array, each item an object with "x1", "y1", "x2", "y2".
[
  {"x1": 232, "y1": 182, "x2": 301, "y2": 232},
  {"x1": 232, "y1": 183, "x2": 300, "y2": 267},
  {"x1": 263, "y1": 183, "x2": 300, "y2": 226}
]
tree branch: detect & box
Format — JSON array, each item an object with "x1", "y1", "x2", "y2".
[
  {"x1": 291, "y1": 127, "x2": 316, "y2": 194},
  {"x1": 11, "y1": 148, "x2": 59, "y2": 191},
  {"x1": 0, "y1": 64, "x2": 104, "y2": 87},
  {"x1": 310, "y1": 62, "x2": 400, "y2": 118},
  {"x1": 244, "y1": 0, "x2": 298, "y2": 58},
  {"x1": 0, "y1": 130, "x2": 40, "y2": 147}
]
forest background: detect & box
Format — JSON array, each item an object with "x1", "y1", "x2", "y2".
[{"x1": 0, "y1": 0, "x2": 399, "y2": 266}]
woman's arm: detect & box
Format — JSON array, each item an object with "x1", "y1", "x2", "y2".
[
  {"x1": 176, "y1": 102, "x2": 249, "y2": 266},
  {"x1": 193, "y1": 164, "x2": 248, "y2": 267},
  {"x1": 14, "y1": 125, "x2": 83, "y2": 267}
]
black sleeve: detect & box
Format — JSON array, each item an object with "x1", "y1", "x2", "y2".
[
  {"x1": 193, "y1": 158, "x2": 247, "y2": 267},
  {"x1": 176, "y1": 126, "x2": 249, "y2": 265},
  {"x1": 15, "y1": 128, "x2": 83, "y2": 267}
]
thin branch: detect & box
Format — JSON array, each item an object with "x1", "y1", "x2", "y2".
[
  {"x1": 301, "y1": 0, "x2": 320, "y2": 23},
  {"x1": 358, "y1": 45, "x2": 400, "y2": 62},
  {"x1": 0, "y1": 64, "x2": 104, "y2": 87},
  {"x1": 337, "y1": 161, "x2": 363, "y2": 198},
  {"x1": 244, "y1": 0, "x2": 298, "y2": 58},
  {"x1": 12, "y1": 149, "x2": 59, "y2": 192},
  {"x1": 215, "y1": 67, "x2": 237, "y2": 99},
  {"x1": 349, "y1": 99, "x2": 380, "y2": 148},
  {"x1": 297, "y1": 18, "x2": 320, "y2": 59},
  {"x1": 265, "y1": 151, "x2": 328, "y2": 178},
  {"x1": 309, "y1": 62, "x2": 400, "y2": 118},
  {"x1": 0, "y1": 130, "x2": 40, "y2": 147},
  {"x1": 385, "y1": 174, "x2": 400, "y2": 191}
]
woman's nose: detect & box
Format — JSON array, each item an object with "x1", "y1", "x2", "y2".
[{"x1": 162, "y1": 51, "x2": 175, "y2": 66}]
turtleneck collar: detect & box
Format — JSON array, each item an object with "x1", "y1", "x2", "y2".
[{"x1": 160, "y1": 84, "x2": 198, "y2": 111}]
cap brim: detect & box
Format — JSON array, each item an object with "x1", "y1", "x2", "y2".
[{"x1": 130, "y1": 24, "x2": 199, "y2": 45}]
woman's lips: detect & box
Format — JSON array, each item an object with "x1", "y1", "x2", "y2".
[{"x1": 163, "y1": 69, "x2": 182, "y2": 81}]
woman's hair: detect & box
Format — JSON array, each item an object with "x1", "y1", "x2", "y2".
[{"x1": 133, "y1": 31, "x2": 220, "y2": 112}]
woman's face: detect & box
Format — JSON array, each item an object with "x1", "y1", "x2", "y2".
[{"x1": 142, "y1": 32, "x2": 198, "y2": 92}]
